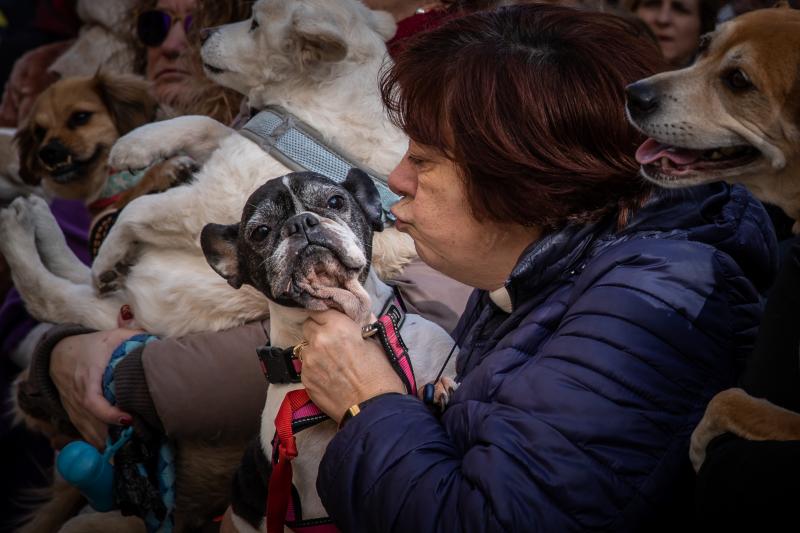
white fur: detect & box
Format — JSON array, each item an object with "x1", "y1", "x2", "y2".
[{"x1": 0, "y1": 0, "x2": 415, "y2": 337}]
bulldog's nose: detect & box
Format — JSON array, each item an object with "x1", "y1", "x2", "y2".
[
  {"x1": 200, "y1": 27, "x2": 217, "y2": 45},
  {"x1": 38, "y1": 139, "x2": 71, "y2": 167},
  {"x1": 625, "y1": 80, "x2": 659, "y2": 118},
  {"x1": 283, "y1": 213, "x2": 319, "y2": 238}
]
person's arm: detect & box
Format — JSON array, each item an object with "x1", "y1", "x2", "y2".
[
  {"x1": 114, "y1": 320, "x2": 269, "y2": 440},
  {"x1": 314, "y1": 242, "x2": 761, "y2": 532}
]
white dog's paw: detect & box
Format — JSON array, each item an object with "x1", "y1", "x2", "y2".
[
  {"x1": 91, "y1": 233, "x2": 138, "y2": 294},
  {"x1": 0, "y1": 196, "x2": 36, "y2": 238},
  {"x1": 109, "y1": 123, "x2": 174, "y2": 171},
  {"x1": 26, "y1": 194, "x2": 63, "y2": 245}
]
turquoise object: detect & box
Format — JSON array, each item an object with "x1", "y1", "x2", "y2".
[{"x1": 56, "y1": 427, "x2": 134, "y2": 512}]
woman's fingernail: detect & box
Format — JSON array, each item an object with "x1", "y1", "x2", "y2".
[
  {"x1": 119, "y1": 416, "x2": 133, "y2": 426},
  {"x1": 120, "y1": 305, "x2": 134, "y2": 321}
]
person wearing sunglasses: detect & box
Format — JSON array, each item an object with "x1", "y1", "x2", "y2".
[{"x1": 135, "y1": 0, "x2": 196, "y2": 108}]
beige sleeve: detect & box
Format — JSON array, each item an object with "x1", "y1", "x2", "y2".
[{"x1": 142, "y1": 320, "x2": 269, "y2": 440}]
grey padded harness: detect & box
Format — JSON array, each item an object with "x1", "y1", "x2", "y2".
[{"x1": 239, "y1": 106, "x2": 399, "y2": 221}]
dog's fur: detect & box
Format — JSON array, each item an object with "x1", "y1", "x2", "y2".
[
  {"x1": 201, "y1": 170, "x2": 455, "y2": 532},
  {"x1": 2, "y1": 0, "x2": 415, "y2": 530},
  {"x1": 15, "y1": 73, "x2": 158, "y2": 202},
  {"x1": 626, "y1": 5, "x2": 800, "y2": 225},
  {"x1": 0, "y1": 0, "x2": 412, "y2": 338},
  {"x1": 625, "y1": 3, "x2": 800, "y2": 472}
]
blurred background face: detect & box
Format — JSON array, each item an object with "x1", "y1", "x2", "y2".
[
  {"x1": 144, "y1": 0, "x2": 196, "y2": 106},
  {"x1": 636, "y1": 0, "x2": 702, "y2": 68}
]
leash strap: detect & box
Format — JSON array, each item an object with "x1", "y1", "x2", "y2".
[
  {"x1": 239, "y1": 107, "x2": 399, "y2": 222},
  {"x1": 103, "y1": 334, "x2": 176, "y2": 533}
]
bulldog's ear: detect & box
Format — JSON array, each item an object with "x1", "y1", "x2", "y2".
[
  {"x1": 343, "y1": 168, "x2": 383, "y2": 232},
  {"x1": 201, "y1": 223, "x2": 244, "y2": 289},
  {"x1": 291, "y1": 9, "x2": 348, "y2": 66}
]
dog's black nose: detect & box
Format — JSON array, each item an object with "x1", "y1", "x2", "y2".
[
  {"x1": 200, "y1": 27, "x2": 217, "y2": 45},
  {"x1": 38, "y1": 139, "x2": 71, "y2": 167},
  {"x1": 284, "y1": 213, "x2": 320, "y2": 238},
  {"x1": 625, "y1": 81, "x2": 659, "y2": 118}
]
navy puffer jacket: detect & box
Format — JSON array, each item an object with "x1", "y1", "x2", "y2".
[{"x1": 317, "y1": 183, "x2": 777, "y2": 532}]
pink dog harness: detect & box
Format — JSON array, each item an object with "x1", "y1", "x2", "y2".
[{"x1": 259, "y1": 292, "x2": 416, "y2": 533}]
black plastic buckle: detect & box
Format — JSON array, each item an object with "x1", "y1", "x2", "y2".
[{"x1": 256, "y1": 345, "x2": 301, "y2": 384}]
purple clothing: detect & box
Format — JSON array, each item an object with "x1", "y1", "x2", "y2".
[{"x1": 0, "y1": 198, "x2": 91, "y2": 356}]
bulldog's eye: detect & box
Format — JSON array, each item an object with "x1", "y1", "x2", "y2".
[
  {"x1": 68, "y1": 111, "x2": 93, "y2": 128},
  {"x1": 250, "y1": 225, "x2": 270, "y2": 242},
  {"x1": 723, "y1": 69, "x2": 754, "y2": 92},
  {"x1": 250, "y1": 18, "x2": 259, "y2": 31},
  {"x1": 327, "y1": 195, "x2": 345, "y2": 209}
]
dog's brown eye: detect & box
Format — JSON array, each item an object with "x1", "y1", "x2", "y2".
[
  {"x1": 34, "y1": 126, "x2": 46, "y2": 141},
  {"x1": 68, "y1": 111, "x2": 93, "y2": 128},
  {"x1": 327, "y1": 195, "x2": 345, "y2": 209},
  {"x1": 723, "y1": 69, "x2": 754, "y2": 91},
  {"x1": 250, "y1": 225, "x2": 270, "y2": 242}
]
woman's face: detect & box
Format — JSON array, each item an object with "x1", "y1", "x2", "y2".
[
  {"x1": 636, "y1": 0, "x2": 702, "y2": 68},
  {"x1": 389, "y1": 141, "x2": 539, "y2": 290},
  {"x1": 145, "y1": 0, "x2": 196, "y2": 106}
]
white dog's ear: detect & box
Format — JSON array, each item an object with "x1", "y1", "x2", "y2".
[
  {"x1": 201, "y1": 223, "x2": 244, "y2": 289},
  {"x1": 291, "y1": 10, "x2": 348, "y2": 65},
  {"x1": 368, "y1": 10, "x2": 397, "y2": 42}
]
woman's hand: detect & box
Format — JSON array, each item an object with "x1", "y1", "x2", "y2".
[
  {"x1": 50, "y1": 328, "x2": 143, "y2": 448},
  {"x1": 301, "y1": 310, "x2": 404, "y2": 423}
]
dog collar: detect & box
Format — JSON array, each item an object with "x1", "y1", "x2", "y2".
[{"x1": 239, "y1": 106, "x2": 399, "y2": 222}]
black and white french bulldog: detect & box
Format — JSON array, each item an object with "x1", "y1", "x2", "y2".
[{"x1": 200, "y1": 169, "x2": 456, "y2": 532}]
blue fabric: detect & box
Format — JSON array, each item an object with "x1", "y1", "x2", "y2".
[{"x1": 317, "y1": 183, "x2": 777, "y2": 532}]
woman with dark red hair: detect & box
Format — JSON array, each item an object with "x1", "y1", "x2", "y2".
[{"x1": 299, "y1": 4, "x2": 777, "y2": 531}]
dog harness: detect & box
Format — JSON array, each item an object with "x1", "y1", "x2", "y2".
[
  {"x1": 239, "y1": 106, "x2": 400, "y2": 222},
  {"x1": 88, "y1": 167, "x2": 147, "y2": 258},
  {"x1": 257, "y1": 291, "x2": 416, "y2": 533}
]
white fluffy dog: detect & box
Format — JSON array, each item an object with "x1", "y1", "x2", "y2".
[{"x1": 0, "y1": 0, "x2": 413, "y2": 338}]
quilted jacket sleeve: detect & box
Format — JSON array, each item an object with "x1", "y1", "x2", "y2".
[{"x1": 317, "y1": 239, "x2": 762, "y2": 532}]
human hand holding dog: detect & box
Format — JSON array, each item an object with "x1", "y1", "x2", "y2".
[
  {"x1": 301, "y1": 310, "x2": 404, "y2": 423},
  {"x1": 50, "y1": 329, "x2": 142, "y2": 448}
]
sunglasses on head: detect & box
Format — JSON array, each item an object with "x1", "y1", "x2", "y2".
[{"x1": 136, "y1": 10, "x2": 194, "y2": 47}]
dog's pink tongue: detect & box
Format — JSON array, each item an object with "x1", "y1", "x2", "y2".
[{"x1": 636, "y1": 138, "x2": 703, "y2": 165}]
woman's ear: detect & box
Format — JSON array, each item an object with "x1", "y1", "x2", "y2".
[
  {"x1": 13, "y1": 118, "x2": 42, "y2": 185},
  {"x1": 94, "y1": 72, "x2": 159, "y2": 136}
]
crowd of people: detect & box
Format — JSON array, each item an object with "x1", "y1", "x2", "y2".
[{"x1": 0, "y1": 0, "x2": 795, "y2": 531}]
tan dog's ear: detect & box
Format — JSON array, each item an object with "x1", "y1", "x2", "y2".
[
  {"x1": 94, "y1": 72, "x2": 159, "y2": 136},
  {"x1": 291, "y1": 9, "x2": 348, "y2": 66},
  {"x1": 13, "y1": 116, "x2": 42, "y2": 185}
]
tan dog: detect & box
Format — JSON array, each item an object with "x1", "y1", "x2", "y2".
[
  {"x1": 626, "y1": 4, "x2": 800, "y2": 226},
  {"x1": 625, "y1": 3, "x2": 800, "y2": 472},
  {"x1": 15, "y1": 72, "x2": 192, "y2": 215}
]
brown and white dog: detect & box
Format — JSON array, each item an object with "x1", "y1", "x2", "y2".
[
  {"x1": 14, "y1": 72, "x2": 196, "y2": 212},
  {"x1": 625, "y1": 3, "x2": 800, "y2": 471}
]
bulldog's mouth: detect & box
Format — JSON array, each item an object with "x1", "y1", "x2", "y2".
[
  {"x1": 45, "y1": 146, "x2": 105, "y2": 184},
  {"x1": 636, "y1": 138, "x2": 762, "y2": 183},
  {"x1": 279, "y1": 244, "x2": 370, "y2": 322}
]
